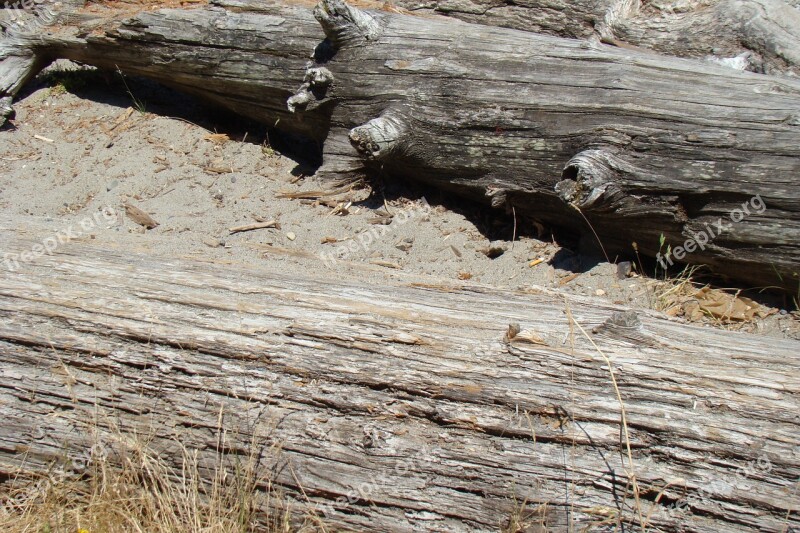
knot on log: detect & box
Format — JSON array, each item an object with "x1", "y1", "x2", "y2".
[
  {"x1": 485, "y1": 186, "x2": 508, "y2": 208},
  {"x1": 349, "y1": 113, "x2": 405, "y2": 160},
  {"x1": 314, "y1": 0, "x2": 382, "y2": 48},
  {"x1": 555, "y1": 149, "x2": 628, "y2": 211},
  {"x1": 287, "y1": 66, "x2": 334, "y2": 113}
]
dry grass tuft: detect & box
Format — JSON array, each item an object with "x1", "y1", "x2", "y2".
[
  {"x1": 0, "y1": 431, "x2": 300, "y2": 533},
  {"x1": 502, "y1": 498, "x2": 548, "y2": 532}
]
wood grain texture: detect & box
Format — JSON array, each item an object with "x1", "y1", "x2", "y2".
[
  {"x1": 393, "y1": 0, "x2": 800, "y2": 77},
  {"x1": 1, "y1": 0, "x2": 799, "y2": 291},
  {"x1": 0, "y1": 223, "x2": 798, "y2": 531},
  {"x1": 304, "y1": 0, "x2": 800, "y2": 291}
]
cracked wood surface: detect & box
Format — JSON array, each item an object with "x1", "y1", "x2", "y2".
[
  {"x1": 0, "y1": 223, "x2": 798, "y2": 531},
  {"x1": 393, "y1": 0, "x2": 800, "y2": 77},
  {"x1": 2, "y1": 1, "x2": 799, "y2": 291}
]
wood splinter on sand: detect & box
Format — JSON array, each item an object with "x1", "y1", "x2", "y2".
[
  {"x1": 228, "y1": 220, "x2": 280, "y2": 234},
  {"x1": 123, "y1": 202, "x2": 159, "y2": 229}
]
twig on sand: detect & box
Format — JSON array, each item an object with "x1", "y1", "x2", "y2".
[{"x1": 228, "y1": 220, "x2": 280, "y2": 235}]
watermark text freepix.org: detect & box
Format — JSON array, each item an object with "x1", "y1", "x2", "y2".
[
  {"x1": 319, "y1": 198, "x2": 431, "y2": 267},
  {"x1": 657, "y1": 194, "x2": 766, "y2": 269},
  {"x1": 3, "y1": 207, "x2": 117, "y2": 271}
]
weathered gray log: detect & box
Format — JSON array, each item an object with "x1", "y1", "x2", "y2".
[
  {"x1": 303, "y1": 0, "x2": 800, "y2": 293},
  {"x1": 1, "y1": 0, "x2": 799, "y2": 292},
  {"x1": 393, "y1": 0, "x2": 800, "y2": 77},
  {"x1": 0, "y1": 222, "x2": 799, "y2": 532}
]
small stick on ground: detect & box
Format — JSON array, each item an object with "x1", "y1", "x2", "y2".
[
  {"x1": 123, "y1": 203, "x2": 159, "y2": 229},
  {"x1": 228, "y1": 220, "x2": 280, "y2": 235}
]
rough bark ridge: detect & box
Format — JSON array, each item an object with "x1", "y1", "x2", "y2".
[
  {"x1": 1, "y1": 225, "x2": 799, "y2": 532},
  {"x1": 0, "y1": 0, "x2": 799, "y2": 291},
  {"x1": 299, "y1": 0, "x2": 800, "y2": 291},
  {"x1": 394, "y1": 0, "x2": 800, "y2": 77}
]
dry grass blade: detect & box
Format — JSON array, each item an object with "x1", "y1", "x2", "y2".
[
  {"x1": 564, "y1": 298, "x2": 645, "y2": 531},
  {"x1": 275, "y1": 187, "x2": 350, "y2": 200}
]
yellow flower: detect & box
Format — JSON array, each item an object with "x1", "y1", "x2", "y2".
[{"x1": 77, "y1": 529, "x2": 90, "y2": 533}]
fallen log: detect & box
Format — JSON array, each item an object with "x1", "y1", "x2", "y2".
[
  {"x1": 0, "y1": 222, "x2": 798, "y2": 531},
  {"x1": 1, "y1": 0, "x2": 799, "y2": 291},
  {"x1": 393, "y1": 0, "x2": 800, "y2": 77}
]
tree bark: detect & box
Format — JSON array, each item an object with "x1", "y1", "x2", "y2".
[
  {"x1": 394, "y1": 0, "x2": 800, "y2": 77},
  {"x1": 1, "y1": 0, "x2": 799, "y2": 291},
  {"x1": 0, "y1": 223, "x2": 799, "y2": 532}
]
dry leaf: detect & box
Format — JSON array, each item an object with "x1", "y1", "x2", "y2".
[
  {"x1": 691, "y1": 287, "x2": 763, "y2": 321},
  {"x1": 203, "y1": 133, "x2": 230, "y2": 144}
]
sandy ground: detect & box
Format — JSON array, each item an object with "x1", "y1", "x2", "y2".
[{"x1": 2, "y1": 63, "x2": 798, "y2": 339}]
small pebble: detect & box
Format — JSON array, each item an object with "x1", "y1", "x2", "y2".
[
  {"x1": 286, "y1": 232, "x2": 296, "y2": 241},
  {"x1": 595, "y1": 289, "x2": 606, "y2": 296},
  {"x1": 396, "y1": 237, "x2": 413, "y2": 252},
  {"x1": 616, "y1": 261, "x2": 632, "y2": 279}
]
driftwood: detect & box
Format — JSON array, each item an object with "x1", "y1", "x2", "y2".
[
  {"x1": 1, "y1": 0, "x2": 799, "y2": 292},
  {"x1": 0, "y1": 223, "x2": 798, "y2": 531},
  {"x1": 393, "y1": 0, "x2": 800, "y2": 77}
]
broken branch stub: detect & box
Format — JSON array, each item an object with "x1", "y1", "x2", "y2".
[
  {"x1": 287, "y1": 66, "x2": 335, "y2": 113},
  {"x1": 348, "y1": 112, "x2": 406, "y2": 161},
  {"x1": 313, "y1": 0, "x2": 382, "y2": 48}
]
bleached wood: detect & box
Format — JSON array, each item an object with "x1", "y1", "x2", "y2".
[
  {"x1": 393, "y1": 0, "x2": 800, "y2": 77},
  {"x1": 1, "y1": 0, "x2": 799, "y2": 291},
  {"x1": 0, "y1": 223, "x2": 798, "y2": 532}
]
